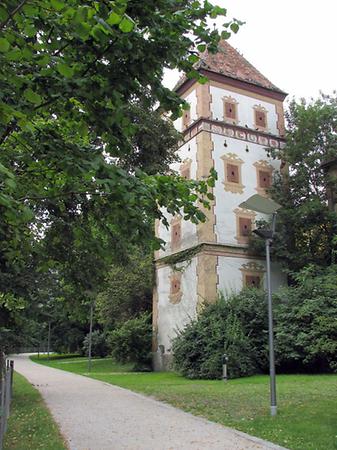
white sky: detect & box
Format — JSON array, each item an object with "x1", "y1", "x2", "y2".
[{"x1": 164, "y1": 0, "x2": 337, "y2": 102}]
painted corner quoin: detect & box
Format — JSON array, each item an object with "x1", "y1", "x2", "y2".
[{"x1": 152, "y1": 41, "x2": 287, "y2": 370}]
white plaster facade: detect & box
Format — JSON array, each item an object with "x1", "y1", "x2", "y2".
[
  {"x1": 156, "y1": 258, "x2": 198, "y2": 354},
  {"x1": 153, "y1": 46, "x2": 287, "y2": 371},
  {"x1": 210, "y1": 85, "x2": 279, "y2": 135}
]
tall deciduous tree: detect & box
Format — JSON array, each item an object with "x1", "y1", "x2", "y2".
[
  {"x1": 268, "y1": 94, "x2": 337, "y2": 273},
  {"x1": 0, "y1": 0, "x2": 237, "y2": 246},
  {"x1": 0, "y1": 0, "x2": 241, "y2": 349}
]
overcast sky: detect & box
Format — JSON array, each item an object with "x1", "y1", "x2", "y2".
[{"x1": 164, "y1": 0, "x2": 337, "y2": 103}]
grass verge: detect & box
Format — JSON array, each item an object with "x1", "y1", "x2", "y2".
[
  {"x1": 3, "y1": 372, "x2": 67, "y2": 450},
  {"x1": 31, "y1": 355, "x2": 337, "y2": 450}
]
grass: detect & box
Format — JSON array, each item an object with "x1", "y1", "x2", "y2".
[
  {"x1": 31, "y1": 354, "x2": 337, "y2": 450},
  {"x1": 3, "y1": 372, "x2": 67, "y2": 450},
  {"x1": 31, "y1": 353, "x2": 134, "y2": 374}
]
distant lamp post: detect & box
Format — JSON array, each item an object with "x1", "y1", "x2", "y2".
[
  {"x1": 239, "y1": 194, "x2": 281, "y2": 417},
  {"x1": 47, "y1": 320, "x2": 51, "y2": 361},
  {"x1": 88, "y1": 300, "x2": 94, "y2": 373}
]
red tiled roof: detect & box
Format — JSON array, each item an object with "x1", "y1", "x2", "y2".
[
  {"x1": 175, "y1": 41, "x2": 286, "y2": 95},
  {"x1": 199, "y1": 40, "x2": 284, "y2": 93}
]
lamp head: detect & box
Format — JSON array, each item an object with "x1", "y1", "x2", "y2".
[{"x1": 239, "y1": 194, "x2": 281, "y2": 215}]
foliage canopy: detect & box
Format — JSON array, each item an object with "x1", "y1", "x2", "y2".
[
  {"x1": 0, "y1": 0, "x2": 238, "y2": 350},
  {"x1": 267, "y1": 94, "x2": 337, "y2": 272},
  {"x1": 173, "y1": 266, "x2": 337, "y2": 379}
]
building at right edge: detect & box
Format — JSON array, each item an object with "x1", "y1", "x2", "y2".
[{"x1": 153, "y1": 41, "x2": 288, "y2": 371}]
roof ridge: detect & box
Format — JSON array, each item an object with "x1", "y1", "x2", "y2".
[{"x1": 199, "y1": 40, "x2": 285, "y2": 94}]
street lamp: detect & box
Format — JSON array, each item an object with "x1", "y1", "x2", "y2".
[
  {"x1": 88, "y1": 300, "x2": 94, "y2": 373},
  {"x1": 239, "y1": 194, "x2": 281, "y2": 417}
]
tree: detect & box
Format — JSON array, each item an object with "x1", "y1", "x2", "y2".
[
  {"x1": 0, "y1": 0, "x2": 237, "y2": 251},
  {"x1": 108, "y1": 312, "x2": 152, "y2": 369},
  {"x1": 173, "y1": 290, "x2": 268, "y2": 379},
  {"x1": 173, "y1": 267, "x2": 337, "y2": 379},
  {"x1": 274, "y1": 264, "x2": 337, "y2": 373},
  {"x1": 96, "y1": 248, "x2": 153, "y2": 330},
  {"x1": 0, "y1": 1, "x2": 241, "y2": 349},
  {"x1": 266, "y1": 94, "x2": 337, "y2": 273}
]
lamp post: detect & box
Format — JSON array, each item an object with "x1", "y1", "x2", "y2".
[
  {"x1": 88, "y1": 300, "x2": 94, "y2": 373},
  {"x1": 239, "y1": 194, "x2": 281, "y2": 417},
  {"x1": 47, "y1": 320, "x2": 51, "y2": 361}
]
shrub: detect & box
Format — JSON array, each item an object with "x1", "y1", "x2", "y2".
[
  {"x1": 82, "y1": 330, "x2": 109, "y2": 358},
  {"x1": 173, "y1": 289, "x2": 268, "y2": 379},
  {"x1": 173, "y1": 264, "x2": 337, "y2": 379},
  {"x1": 108, "y1": 313, "x2": 152, "y2": 369},
  {"x1": 274, "y1": 264, "x2": 337, "y2": 373}
]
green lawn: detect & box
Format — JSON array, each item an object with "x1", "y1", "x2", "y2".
[
  {"x1": 31, "y1": 355, "x2": 337, "y2": 450},
  {"x1": 3, "y1": 372, "x2": 67, "y2": 450}
]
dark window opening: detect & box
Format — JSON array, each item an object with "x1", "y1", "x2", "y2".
[
  {"x1": 259, "y1": 170, "x2": 271, "y2": 188},
  {"x1": 245, "y1": 275, "x2": 261, "y2": 288},
  {"x1": 225, "y1": 102, "x2": 236, "y2": 120},
  {"x1": 227, "y1": 164, "x2": 239, "y2": 183},
  {"x1": 239, "y1": 217, "x2": 252, "y2": 236},
  {"x1": 255, "y1": 110, "x2": 266, "y2": 128}
]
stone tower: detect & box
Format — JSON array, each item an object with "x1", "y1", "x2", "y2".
[{"x1": 153, "y1": 42, "x2": 287, "y2": 370}]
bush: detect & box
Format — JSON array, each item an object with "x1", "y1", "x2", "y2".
[
  {"x1": 173, "y1": 264, "x2": 337, "y2": 379},
  {"x1": 82, "y1": 330, "x2": 109, "y2": 358},
  {"x1": 274, "y1": 264, "x2": 337, "y2": 373},
  {"x1": 173, "y1": 289, "x2": 268, "y2": 379},
  {"x1": 108, "y1": 313, "x2": 152, "y2": 369}
]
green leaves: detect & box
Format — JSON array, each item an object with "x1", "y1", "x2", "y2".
[
  {"x1": 0, "y1": 38, "x2": 10, "y2": 52},
  {"x1": 23, "y1": 4, "x2": 39, "y2": 17},
  {"x1": 104, "y1": 10, "x2": 135, "y2": 32},
  {"x1": 107, "y1": 11, "x2": 122, "y2": 25},
  {"x1": 197, "y1": 44, "x2": 206, "y2": 53},
  {"x1": 210, "y1": 5, "x2": 227, "y2": 19},
  {"x1": 221, "y1": 30, "x2": 231, "y2": 40},
  {"x1": 0, "y1": 0, "x2": 234, "y2": 340},
  {"x1": 230, "y1": 22, "x2": 239, "y2": 34},
  {"x1": 51, "y1": 0, "x2": 66, "y2": 11},
  {"x1": 0, "y1": 6, "x2": 8, "y2": 22},
  {"x1": 119, "y1": 16, "x2": 135, "y2": 33},
  {"x1": 57, "y1": 63, "x2": 74, "y2": 78},
  {"x1": 23, "y1": 88, "x2": 42, "y2": 105},
  {"x1": 267, "y1": 94, "x2": 337, "y2": 273}
]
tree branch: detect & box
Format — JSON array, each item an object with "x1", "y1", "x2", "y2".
[
  {"x1": 0, "y1": 121, "x2": 18, "y2": 146},
  {"x1": 81, "y1": 39, "x2": 117, "y2": 77},
  {"x1": 19, "y1": 191, "x2": 111, "y2": 201},
  {"x1": 0, "y1": 0, "x2": 29, "y2": 30}
]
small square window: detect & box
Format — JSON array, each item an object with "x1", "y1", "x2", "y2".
[
  {"x1": 225, "y1": 102, "x2": 236, "y2": 120},
  {"x1": 259, "y1": 170, "x2": 271, "y2": 188},
  {"x1": 171, "y1": 277, "x2": 181, "y2": 295},
  {"x1": 182, "y1": 109, "x2": 191, "y2": 130},
  {"x1": 255, "y1": 110, "x2": 266, "y2": 128},
  {"x1": 226, "y1": 164, "x2": 239, "y2": 183},
  {"x1": 239, "y1": 217, "x2": 252, "y2": 237},
  {"x1": 245, "y1": 275, "x2": 261, "y2": 288},
  {"x1": 171, "y1": 221, "x2": 181, "y2": 250}
]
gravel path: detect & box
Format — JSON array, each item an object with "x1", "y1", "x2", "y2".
[{"x1": 12, "y1": 354, "x2": 286, "y2": 450}]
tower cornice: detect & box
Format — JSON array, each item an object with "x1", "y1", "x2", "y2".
[
  {"x1": 180, "y1": 117, "x2": 286, "y2": 150},
  {"x1": 176, "y1": 70, "x2": 287, "y2": 102}
]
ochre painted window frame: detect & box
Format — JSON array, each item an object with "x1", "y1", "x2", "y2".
[
  {"x1": 240, "y1": 262, "x2": 265, "y2": 288},
  {"x1": 182, "y1": 107, "x2": 191, "y2": 130},
  {"x1": 223, "y1": 96, "x2": 239, "y2": 124},
  {"x1": 180, "y1": 158, "x2": 192, "y2": 179},
  {"x1": 169, "y1": 271, "x2": 183, "y2": 304},
  {"x1": 221, "y1": 153, "x2": 245, "y2": 194},
  {"x1": 253, "y1": 105, "x2": 268, "y2": 131},
  {"x1": 254, "y1": 160, "x2": 274, "y2": 196},
  {"x1": 171, "y1": 216, "x2": 182, "y2": 252},
  {"x1": 234, "y1": 208, "x2": 256, "y2": 245}
]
